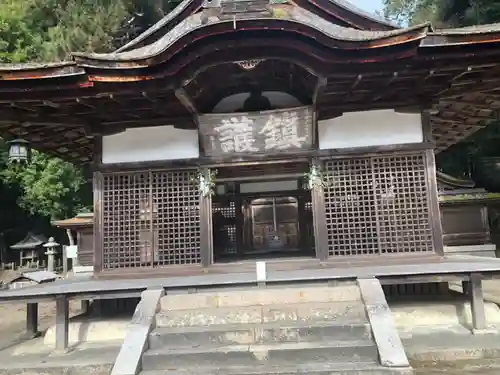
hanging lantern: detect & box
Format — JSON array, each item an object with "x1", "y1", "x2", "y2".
[{"x1": 7, "y1": 139, "x2": 31, "y2": 164}]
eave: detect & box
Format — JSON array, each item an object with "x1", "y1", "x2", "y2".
[
  {"x1": 1, "y1": 20, "x2": 500, "y2": 164},
  {"x1": 422, "y1": 23, "x2": 500, "y2": 47},
  {"x1": 52, "y1": 213, "x2": 94, "y2": 228}
]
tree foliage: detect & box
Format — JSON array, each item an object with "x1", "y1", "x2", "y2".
[
  {"x1": 382, "y1": 0, "x2": 440, "y2": 26},
  {"x1": 383, "y1": 0, "x2": 500, "y2": 27},
  {"x1": 1, "y1": 151, "x2": 91, "y2": 220},
  {"x1": 0, "y1": 0, "x2": 178, "y2": 227},
  {"x1": 383, "y1": 0, "x2": 500, "y2": 179},
  {"x1": 0, "y1": 0, "x2": 179, "y2": 63}
]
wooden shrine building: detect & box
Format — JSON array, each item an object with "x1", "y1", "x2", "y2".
[
  {"x1": 9, "y1": 233, "x2": 47, "y2": 269},
  {"x1": 2, "y1": 0, "x2": 500, "y2": 278}
]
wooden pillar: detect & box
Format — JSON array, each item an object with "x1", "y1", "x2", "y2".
[
  {"x1": 424, "y1": 149, "x2": 445, "y2": 256},
  {"x1": 93, "y1": 171, "x2": 104, "y2": 273},
  {"x1": 421, "y1": 111, "x2": 444, "y2": 256},
  {"x1": 199, "y1": 168, "x2": 213, "y2": 267},
  {"x1": 310, "y1": 159, "x2": 329, "y2": 261},
  {"x1": 93, "y1": 136, "x2": 104, "y2": 274},
  {"x1": 469, "y1": 274, "x2": 486, "y2": 331},
  {"x1": 55, "y1": 295, "x2": 69, "y2": 351},
  {"x1": 25, "y1": 303, "x2": 39, "y2": 338}
]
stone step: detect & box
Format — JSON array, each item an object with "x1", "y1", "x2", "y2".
[
  {"x1": 149, "y1": 321, "x2": 372, "y2": 349},
  {"x1": 155, "y1": 301, "x2": 367, "y2": 327},
  {"x1": 140, "y1": 362, "x2": 413, "y2": 375},
  {"x1": 160, "y1": 284, "x2": 361, "y2": 311},
  {"x1": 141, "y1": 340, "x2": 379, "y2": 371}
]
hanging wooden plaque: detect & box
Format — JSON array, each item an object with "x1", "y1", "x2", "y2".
[{"x1": 198, "y1": 106, "x2": 314, "y2": 158}]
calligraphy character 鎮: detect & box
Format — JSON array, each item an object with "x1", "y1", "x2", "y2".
[{"x1": 259, "y1": 111, "x2": 306, "y2": 150}]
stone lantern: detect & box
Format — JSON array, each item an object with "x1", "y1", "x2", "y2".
[
  {"x1": 43, "y1": 237, "x2": 60, "y2": 272},
  {"x1": 7, "y1": 139, "x2": 31, "y2": 164}
]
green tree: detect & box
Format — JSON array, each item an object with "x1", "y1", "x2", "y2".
[
  {"x1": 0, "y1": 0, "x2": 43, "y2": 63},
  {"x1": 0, "y1": 0, "x2": 180, "y2": 223},
  {"x1": 1, "y1": 150, "x2": 92, "y2": 220},
  {"x1": 383, "y1": 0, "x2": 500, "y2": 27},
  {"x1": 383, "y1": 0, "x2": 500, "y2": 179},
  {"x1": 382, "y1": 0, "x2": 440, "y2": 26},
  {"x1": 0, "y1": 0, "x2": 182, "y2": 62},
  {"x1": 34, "y1": 0, "x2": 130, "y2": 60}
]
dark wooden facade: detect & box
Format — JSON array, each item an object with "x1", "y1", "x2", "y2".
[
  {"x1": 3, "y1": 0, "x2": 500, "y2": 277},
  {"x1": 53, "y1": 169, "x2": 499, "y2": 272},
  {"x1": 90, "y1": 145, "x2": 444, "y2": 276}
]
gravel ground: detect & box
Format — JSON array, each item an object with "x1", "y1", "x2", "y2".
[{"x1": 0, "y1": 300, "x2": 81, "y2": 350}]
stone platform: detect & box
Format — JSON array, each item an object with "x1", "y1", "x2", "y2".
[{"x1": 2, "y1": 274, "x2": 500, "y2": 374}]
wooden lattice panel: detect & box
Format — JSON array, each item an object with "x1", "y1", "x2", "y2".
[
  {"x1": 102, "y1": 170, "x2": 201, "y2": 269},
  {"x1": 304, "y1": 201, "x2": 314, "y2": 251},
  {"x1": 323, "y1": 153, "x2": 434, "y2": 257},
  {"x1": 212, "y1": 199, "x2": 237, "y2": 256}
]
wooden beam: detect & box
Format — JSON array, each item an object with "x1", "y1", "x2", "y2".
[
  {"x1": 96, "y1": 141, "x2": 434, "y2": 172},
  {"x1": 102, "y1": 116, "x2": 195, "y2": 130},
  {"x1": 42, "y1": 100, "x2": 61, "y2": 108},
  {"x1": 438, "y1": 99, "x2": 500, "y2": 109},
  {"x1": 10, "y1": 102, "x2": 38, "y2": 112},
  {"x1": 372, "y1": 72, "x2": 399, "y2": 102},
  {"x1": 76, "y1": 98, "x2": 96, "y2": 109},
  {"x1": 312, "y1": 76, "x2": 327, "y2": 105},
  {"x1": 141, "y1": 92, "x2": 156, "y2": 102},
  {"x1": 175, "y1": 88, "x2": 198, "y2": 115},
  {"x1": 0, "y1": 111, "x2": 194, "y2": 131},
  {"x1": 432, "y1": 118, "x2": 487, "y2": 128}
]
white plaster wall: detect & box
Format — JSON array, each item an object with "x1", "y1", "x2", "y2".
[
  {"x1": 212, "y1": 91, "x2": 302, "y2": 113},
  {"x1": 318, "y1": 110, "x2": 423, "y2": 150},
  {"x1": 102, "y1": 126, "x2": 199, "y2": 164}
]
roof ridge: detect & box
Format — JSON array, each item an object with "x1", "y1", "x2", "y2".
[{"x1": 114, "y1": 0, "x2": 401, "y2": 54}]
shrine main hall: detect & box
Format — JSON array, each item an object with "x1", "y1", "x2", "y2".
[{"x1": 2, "y1": 0, "x2": 500, "y2": 279}]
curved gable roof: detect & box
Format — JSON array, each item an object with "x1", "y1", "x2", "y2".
[
  {"x1": 116, "y1": 0, "x2": 398, "y2": 53},
  {"x1": 74, "y1": 7, "x2": 426, "y2": 69}
]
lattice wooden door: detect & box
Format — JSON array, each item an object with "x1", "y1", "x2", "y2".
[
  {"x1": 323, "y1": 153, "x2": 434, "y2": 257},
  {"x1": 101, "y1": 170, "x2": 201, "y2": 270}
]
